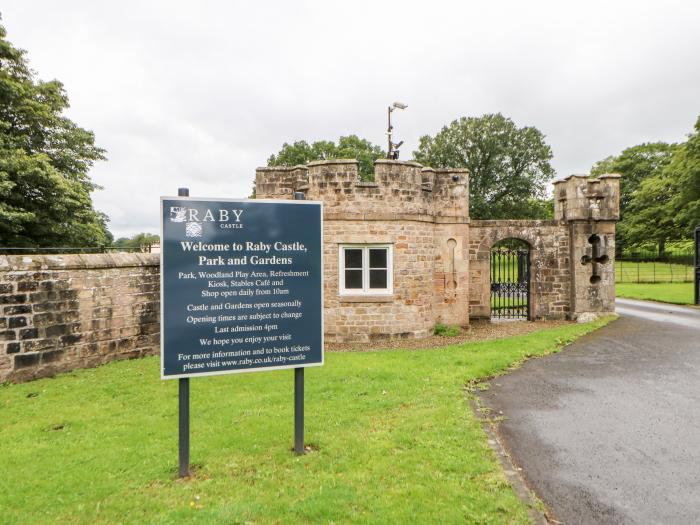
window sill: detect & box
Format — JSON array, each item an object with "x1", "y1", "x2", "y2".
[{"x1": 339, "y1": 294, "x2": 395, "y2": 303}]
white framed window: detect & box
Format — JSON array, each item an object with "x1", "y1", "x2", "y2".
[{"x1": 339, "y1": 244, "x2": 393, "y2": 295}]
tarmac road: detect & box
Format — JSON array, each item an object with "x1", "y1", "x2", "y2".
[{"x1": 478, "y1": 298, "x2": 700, "y2": 524}]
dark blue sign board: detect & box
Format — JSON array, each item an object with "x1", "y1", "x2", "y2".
[{"x1": 160, "y1": 197, "x2": 323, "y2": 379}]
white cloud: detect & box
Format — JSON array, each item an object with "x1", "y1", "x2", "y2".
[{"x1": 2, "y1": 0, "x2": 699, "y2": 237}]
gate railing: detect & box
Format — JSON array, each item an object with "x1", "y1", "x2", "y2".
[{"x1": 490, "y1": 247, "x2": 530, "y2": 320}]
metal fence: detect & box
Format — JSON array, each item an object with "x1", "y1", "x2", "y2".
[{"x1": 616, "y1": 249, "x2": 694, "y2": 283}]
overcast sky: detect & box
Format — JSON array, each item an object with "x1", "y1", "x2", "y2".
[{"x1": 2, "y1": 1, "x2": 699, "y2": 237}]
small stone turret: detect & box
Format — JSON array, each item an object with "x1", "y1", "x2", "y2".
[
  {"x1": 553, "y1": 174, "x2": 621, "y2": 222},
  {"x1": 253, "y1": 158, "x2": 471, "y2": 342}
]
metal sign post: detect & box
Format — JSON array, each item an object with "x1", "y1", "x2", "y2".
[
  {"x1": 177, "y1": 187, "x2": 190, "y2": 478},
  {"x1": 293, "y1": 191, "x2": 305, "y2": 455},
  {"x1": 160, "y1": 192, "x2": 323, "y2": 476}
]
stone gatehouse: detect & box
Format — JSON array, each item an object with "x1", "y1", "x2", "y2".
[{"x1": 256, "y1": 159, "x2": 620, "y2": 343}]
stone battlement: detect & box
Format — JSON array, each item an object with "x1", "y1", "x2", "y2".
[
  {"x1": 255, "y1": 159, "x2": 470, "y2": 221},
  {"x1": 553, "y1": 173, "x2": 621, "y2": 222}
]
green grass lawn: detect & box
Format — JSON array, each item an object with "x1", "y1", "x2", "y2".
[
  {"x1": 616, "y1": 282, "x2": 696, "y2": 305},
  {"x1": 0, "y1": 320, "x2": 611, "y2": 525}
]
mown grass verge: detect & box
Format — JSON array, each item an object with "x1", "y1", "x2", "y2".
[
  {"x1": 0, "y1": 318, "x2": 612, "y2": 524},
  {"x1": 616, "y1": 282, "x2": 695, "y2": 305}
]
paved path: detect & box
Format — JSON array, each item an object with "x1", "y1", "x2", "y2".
[{"x1": 478, "y1": 299, "x2": 700, "y2": 524}]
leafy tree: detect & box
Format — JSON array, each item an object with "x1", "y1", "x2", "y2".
[
  {"x1": 413, "y1": 113, "x2": 555, "y2": 219},
  {"x1": 669, "y1": 117, "x2": 700, "y2": 233},
  {"x1": 619, "y1": 171, "x2": 681, "y2": 255},
  {"x1": 268, "y1": 135, "x2": 385, "y2": 181},
  {"x1": 590, "y1": 142, "x2": 678, "y2": 254},
  {"x1": 612, "y1": 119, "x2": 700, "y2": 254},
  {"x1": 0, "y1": 21, "x2": 109, "y2": 247},
  {"x1": 591, "y1": 143, "x2": 677, "y2": 215},
  {"x1": 113, "y1": 232, "x2": 159, "y2": 250}
]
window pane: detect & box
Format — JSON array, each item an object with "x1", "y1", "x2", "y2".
[
  {"x1": 345, "y1": 270, "x2": 363, "y2": 289},
  {"x1": 369, "y1": 269, "x2": 387, "y2": 289},
  {"x1": 344, "y1": 249, "x2": 362, "y2": 269},
  {"x1": 369, "y1": 248, "x2": 387, "y2": 268}
]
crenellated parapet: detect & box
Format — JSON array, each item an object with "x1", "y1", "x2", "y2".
[
  {"x1": 553, "y1": 173, "x2": 621, "y2": 222},
  {"x1": 254, "y1": 165, "x2": 308, "y2": 199},
  {"x1": 433, "y1": 168, "x2": 469, "y2": 220},
  {"x1": 255, "y1": 159, "x2": 470, "y2": 222}
]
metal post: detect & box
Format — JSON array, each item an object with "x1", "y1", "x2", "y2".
[
  {"x1": 293, "y1": 191, "x2": 305, "y2": 454},
  {"x1": 694, "y1": 225, "x2": 700, "y2": 306},
  {"x1": 178, "y1": 376, "x2": 190, "y2": 477},
  {"x1": 177, "y1": 187, "x2": 190, "y2": 477},
  {"x1": 294, "y1": 367, "x2": 304, "y2": 454},
  {"x1": 387, "y1": 106, "x2": 393, "y2": 158}
]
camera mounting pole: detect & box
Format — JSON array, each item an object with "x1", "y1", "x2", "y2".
[{"x1": 387, "y1": 102, "x2": 407, "y2": 160}]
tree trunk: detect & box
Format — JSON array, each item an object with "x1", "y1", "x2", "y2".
[{"x1": 658, "y1": 238, "x2": 666, "y2": 257}]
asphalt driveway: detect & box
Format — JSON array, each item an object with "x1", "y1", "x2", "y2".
[{"x1": 478, "y1": 298, "x2": 700, "y2": 524}]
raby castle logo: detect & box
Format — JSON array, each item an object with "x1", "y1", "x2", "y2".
[{"x1": 169, "y1": 206, "x2": 244, "y2": 237}]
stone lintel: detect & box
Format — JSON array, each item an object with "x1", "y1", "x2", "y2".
[{"x1": 338, "y1": 295, "x2": 395, "y2": 303}]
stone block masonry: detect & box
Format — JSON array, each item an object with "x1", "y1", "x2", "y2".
[{"x1": 0, "y1": 253, "x2": 159, "y2": 383}]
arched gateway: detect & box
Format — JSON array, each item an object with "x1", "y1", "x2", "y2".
[{"x1": 490, "y1": 239, "x2": 531, "y2": 320}]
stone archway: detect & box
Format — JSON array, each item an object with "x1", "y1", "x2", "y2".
[{"x1": 469, "y1": 220, "x2": 571, "y2": 320}]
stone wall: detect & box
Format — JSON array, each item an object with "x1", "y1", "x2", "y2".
[
  {"x1": 256, "y1": 160, "x2": 620, "y2": 340},
  {"x1": 0, "y1": 253, "x2": 160, "y2": 383}
]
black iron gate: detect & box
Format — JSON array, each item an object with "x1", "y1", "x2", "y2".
[{"x1": 490, "y1": 246, "x2": 530, "y2": 320}]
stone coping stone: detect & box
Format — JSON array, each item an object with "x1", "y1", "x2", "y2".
[
  {"x1": 553, "y1": 173, "x2": 621, "y2": 184},
  {"x1": 374, "y1": 159, "x2": 424, "y2": 168},
  {"x1": 256, "y1": 165, "x2": 308, "y2": 172},
  {"x1": 0, "y1": 253, "x2": 159, "y2": 271},
  {"x1": 435, "y1": 167, "x2": 470, "y2": 174},
  {"x1": 307, "y1": 159, "x2": 359, "y2": 166}
]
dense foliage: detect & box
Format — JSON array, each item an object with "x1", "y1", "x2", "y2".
[
  {"x1": 267, "y1": 135, "x2": 385, "y2": 181},
  {"x1": 591, "y1": 117, "x2": 700, "y2": 253},
  {"x1": 0, "y1": 22, "x2": 109, "y2": 247},
  {"x1": 414, "y1": 113, "x2": 555, "y2": 219},
  {"x1": 112, "y1": 232, "x2": 159, "y2": 250}
]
